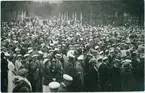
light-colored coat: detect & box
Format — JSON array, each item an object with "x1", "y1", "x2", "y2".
[{"x1": 8, "y1": 61, "x2": 15, "y2": 93}]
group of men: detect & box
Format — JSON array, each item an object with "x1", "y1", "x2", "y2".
[{"x1": 1, "y1": 17, "x2": 144, "y2": 92}]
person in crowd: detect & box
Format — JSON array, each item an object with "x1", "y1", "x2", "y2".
[
  {"x1": 15, "y1": 54, "x2": 23, "y2": 74},
  {"x1": 84, "y1": 53, "x2": 93, "y2": 75},
  {"x1": 85, "y1": 58, "x2": 100, "y2": 91},
  {"x1": 1, "y1": 52, "x2": 8, "y2": 92},
  {"x1": 120, "y1": 59, "x2": 137, "y2": 91},
  {"x1": 106, "y1": 58, "x2": 121, "y2": 91},
  {"x1": 96, "y1": 56, "x2": 109, "y2": 91},
  {"x1": 62, "y1": 49, "x2": 69, "y2": 73},
  {"x1": 65, "y1": 54, "x2": 76, "y2": 77},
  {"x1": 49, "y1": 58, "x2": 63, "y2": 83},
  {"x1": 74, "y1": 58, "x2": 84, "y2": 91},
  {"x1": 28, "y1": 54, "x2": 41, "y2": 92},
  {"x1": 42, "y1": 58, "x2": 52, "y2": 92},
  {"x1": 23, "y1": 53, "x2": 31, "y2": 69},
  {"x1": 7, "y1": 57, "x2": 16, "y2": 93}
]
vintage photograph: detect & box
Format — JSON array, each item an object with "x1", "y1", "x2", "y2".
[{"x1": 1, "y1": 0, "x2": 144, "y2": 92}]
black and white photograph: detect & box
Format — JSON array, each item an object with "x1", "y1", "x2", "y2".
[{"x1": 1, "y1": 0, "x2": 144, "y2": 92}]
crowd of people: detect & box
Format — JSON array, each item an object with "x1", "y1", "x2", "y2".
[{"x1": 1, "y1": 16, "x2": 144, "y2": 92}]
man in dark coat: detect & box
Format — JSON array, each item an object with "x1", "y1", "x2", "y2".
[
  {"x1": 106, "y1": 58, "x2": 121, "y2": 91},
  {"x1": 84, "y1": 53, "x2": 93, "y2": 75},
  {"x1": 138, "y1": 55, "x2": 144, "y2": 90},
  {"x1": 85, "y1": 58, "x2": 100, "y2": 92},
  {"x1": 1, "y1": 52, "x2": 8, "y2": 92},
  {"x1": 65, "y1": 54, "x2": 79, "y2": 92},
  {"x1": 65, "y1": 54, "x2": 76, "y2": 78},
  {"x1": 97, "y1": 57, "x2": 109, "y2": 91},
  {"x1": 131, "y1": 52, "x2": 144, "y2": 90},
  {"x1": 120, "y1": 59, "x2": 137, "y2": 91},
  {"x1": 62, "y1": 52, "x2": 69, "y2": 74},
  {"x1": 27, "y1": 54, "x2": 41, "y2": 92},
  {"x1": 43, "y1": 59, "x2": 52, "y2": 86},
  {"x1": 74, "y1": 61, "x2": 84, "y2": 91},
  {"x1": 49, "y1": 58, "x2": 63, "y2": 83}
]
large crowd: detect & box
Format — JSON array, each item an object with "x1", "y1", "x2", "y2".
[{"x1": 1, "y1": 17, "x2": 144, "y2": 92}]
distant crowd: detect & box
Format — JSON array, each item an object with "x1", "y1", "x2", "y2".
[{"x1": 1, "y1": 17, "x2": 144, "y2": 92}]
